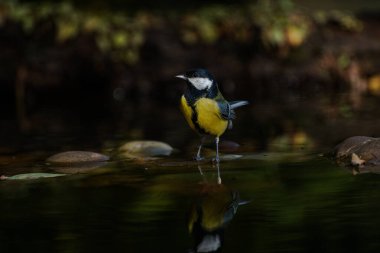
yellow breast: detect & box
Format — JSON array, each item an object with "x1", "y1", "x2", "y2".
[
  {"x1": 180, "y1": 95, "x2": 196, "y2": 131},
  {"x1": 180, "y1": 96, "x2": 228, "y2": 137}
]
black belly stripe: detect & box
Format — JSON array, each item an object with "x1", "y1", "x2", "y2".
[{"x1": 190, "y1": 104, "x2": 207, "y2": 135}]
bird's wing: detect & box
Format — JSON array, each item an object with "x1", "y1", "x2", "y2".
[
  {"x1": 229, "y1": 100, "x2": 249, "y2": 109},
  {"x1": 222, "y1": 191, "x2": 240, "y2": 225},
  {"x1": 217, "y1": 100, "x2": 249, "y2": 119},
  {"x1": 215, "y1": 100, "x2": 233, "y2": 129},
  {"x1": 217, "y1": 99, "x2": 248, "y2": 129},
  {"x1": 216, "y1": 100, "x2": 235, "y2": 120}
]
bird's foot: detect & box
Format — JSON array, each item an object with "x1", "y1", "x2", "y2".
[
  {"x1": 194, "y1": 155, "x2": 205, "y2": 162},
  {"x1": 212, "y1": 157, "x2": 220, "y2": 163}
]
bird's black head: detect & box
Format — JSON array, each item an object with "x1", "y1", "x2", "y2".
[
  {"x1": 185, "y1": 68, "x2": 214, "y2": 80},
  {"x1": 176, "y1": 68, "x2": 216, "y2": 91}
]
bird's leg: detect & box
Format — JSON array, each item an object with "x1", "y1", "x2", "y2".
[
  {"x1": 196, "y1": 144, "x2": 203, "y2": 161},
  {"x1": 197, "y1": 164, "x2": 208, "y2": 183},
  {"x1": 215, "y1": 136, "x2": 221, "y2": 184},
  {"x1": 216, "y1": 161, "x2": 221, "y2": 184},
  {"x1": 215, "y1": 136, "x2": 220, "y2": 163},
  {"x1": 195, "y1": 136, "x2": 206, "y2": 161},
  {"x1": 197, "y1": 164, "x2": 204, "y2": 176}
]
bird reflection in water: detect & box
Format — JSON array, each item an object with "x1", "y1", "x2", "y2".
[{"x1": 188, "y1": 166, "x2": 249, "y2": 253}]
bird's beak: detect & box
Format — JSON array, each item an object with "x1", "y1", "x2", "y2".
[{"x1": 175, "y1": 74, "x2": 187, "y2": 80}]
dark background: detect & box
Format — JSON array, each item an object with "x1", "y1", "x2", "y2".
[{"x1": 1, "y1": 0, "x2": 380, "y2": 154}]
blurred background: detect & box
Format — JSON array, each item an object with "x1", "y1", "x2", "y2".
[
  {"x1": 1, "y1": 0, "x2": 380, "y2": 156},
  {"x1": 3, "y1": 1, "x2": 380, "y2": 253}
]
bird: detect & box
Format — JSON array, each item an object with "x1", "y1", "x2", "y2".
[
  {"x1": 188, "y1": 183, "x2": 249, "y2": 253},
  {"x1": 176, "y1": 68, "x2": 248, "y2": 182}
]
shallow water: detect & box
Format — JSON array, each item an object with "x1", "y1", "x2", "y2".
[
  {"x1": 1, "y1": 92, "x2": 380, "y2": 252},
  {"x1": 1, "y1": 151, "x2": 380, "y2": 253}
]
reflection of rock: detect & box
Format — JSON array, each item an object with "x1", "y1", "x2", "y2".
[
  {"x1": 188, "y1": 183, "x2": 248, "y2": 253},
  {"x1": 351, "y1": 165, "x2": 380, "y2": 175},
  {"x1": 50, "y1": 162, "x2": 108, "y2": 174},
  {"x1": 119, "y1": 140, "x2": 173, "y2": 159},
  {"x1": 334, "y1": 136, "x2": 380, "y2": 174}
]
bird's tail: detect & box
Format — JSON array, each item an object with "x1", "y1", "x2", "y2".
[{"x1": 230, "y1": 100, "x2": 249, "y2": 109}]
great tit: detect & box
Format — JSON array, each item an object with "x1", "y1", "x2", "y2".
[
  {"x1": 176, "y1": 68, "x2": 248, "y2": 181},
  {"x1": 188, "y1": 183, "x2": 248, "y2": 253}
]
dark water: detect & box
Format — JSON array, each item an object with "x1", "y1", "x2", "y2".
[
  {"x1": 1, "y1": 92, "x2": 380, "y2": 252},
  {"x1": 2, "y1": 154, "x2": 380, "y2": 253}
]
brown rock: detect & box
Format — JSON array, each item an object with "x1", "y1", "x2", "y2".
[
  {"x1": 119, "y1": 141, "x2": 173, "y2": 158},
  {"x1": 334, "y1": 136, "x2": 376, "y2": 159},
  {"x1": 46, "y1": 151, "x2": 109, "y2": 164},
  {"x1": 334, "y1": 136, "x2": 380, "y2": 171}
]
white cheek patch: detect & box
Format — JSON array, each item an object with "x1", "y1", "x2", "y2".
[{"x1": 188, "y1": 77, "x2": 212, "y2": 90}]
